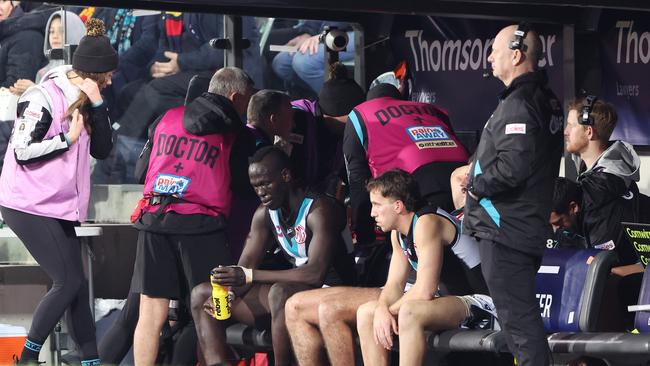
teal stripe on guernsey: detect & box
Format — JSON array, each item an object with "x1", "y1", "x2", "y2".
[
  {"x1": 81, "y1": 358, "x2": 101, "y2": 366},
  {"x1": 479, "y1": 197, "x2": 501, "y2": 227},
  {"x1": 24, "y1": 339, "x2": 42, "y2": 352},
  {"x1": 295, "y1": 198, "x2": 313, "y2": 227},
  {"x1": 348, "y1": 111, "x2": 364, "y2": 146},
  {"x1": 289, "y1": 198, "x2": 313, "y2": 255},
  {"x1": 473, "y1": 160, "x2": 483, "y2": 176},
  {"x1": 410, "y1": 213, "x2": 419, "y2": 270},
  {"x1": 412, "y1": 213, "x2": 418, "y2": 234}
]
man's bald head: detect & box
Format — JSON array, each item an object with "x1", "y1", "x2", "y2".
[
  {"x1": 489, "y1": 24, "x2": 541, "y2": 85},
  {"x1": 500, "y1": 24, "x2": 542, "y2": 67}
]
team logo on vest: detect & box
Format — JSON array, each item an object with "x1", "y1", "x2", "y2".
[
  {"x1": 153, "y1": 173, "x2": 191, "y2": 197},
  {"x1": 294, "y1": 225, "x2": 307, "y2": 244},
  {"x1": 405, "y1": 126, "x2": 457, "y2": 149}
]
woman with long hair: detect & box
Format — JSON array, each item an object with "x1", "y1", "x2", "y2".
[{"x1": 0, "y1": 18, "x2": 116, "y2": 365}]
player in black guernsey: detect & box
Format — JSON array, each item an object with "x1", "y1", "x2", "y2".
[{"x1": 195, "y1": 146, "x2": 355, "y2": 366}]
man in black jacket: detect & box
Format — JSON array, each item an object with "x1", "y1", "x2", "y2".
[
  {"x1": 564, "y1": 97, "x2": 643, "y2": 329},
  {"x1": 564, "y1": 97, "x2": 641, "y2": 266},
  {"x1": 463, "y1": 23, "x2": 564, "y2": 366}
]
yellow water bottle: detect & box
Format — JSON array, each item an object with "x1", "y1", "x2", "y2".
[{"x1": 210, "y1": 271, "x2": 231, "y2": 320}]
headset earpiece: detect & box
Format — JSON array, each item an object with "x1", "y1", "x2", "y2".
[
  {"x1": 579, "y1": 95, "x2": 598, "y2": 125},
  {"x1": 509, "y1": 22, "x2": 530, "y2": 52}
]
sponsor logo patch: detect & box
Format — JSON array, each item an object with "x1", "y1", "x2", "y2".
[
  {"x1": 405, "y1": 126, "x2": 457, "y2": 149},
  {"x1": 23, "y1": 107, "x2": 43, "y2": 122},
  {"x1": 505, "y1": 123, "x2": 526, "y2": 135},
  {"x1": 152, "y1": 173, "x2": 191, "y2": 196}
]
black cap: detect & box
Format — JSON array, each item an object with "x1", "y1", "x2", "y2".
[
  {"x1": 72, "y1": 18, "x2": 118, "y2": 73},
  {"x1": 317, "y1": 63, "x2": 365, "y2": 117}
]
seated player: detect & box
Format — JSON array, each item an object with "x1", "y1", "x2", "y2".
[
  {"x1": 193, "y1": 146, "x2": 356, "y2": 366},
  {"x1": 285, "y1": 169, "x2": 495, "y2": 366}
]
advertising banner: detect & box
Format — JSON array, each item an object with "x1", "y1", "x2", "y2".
[
  {"x1": 600, "y1": 13, "x2": 650, "y2": 145},
  {"x1": 390, "y1": 16, "x2": 564, "y2": 133}
]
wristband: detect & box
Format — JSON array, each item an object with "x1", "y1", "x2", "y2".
[
  {"x1": 63, "y1": 133, "x2": 72, "y2": 146},
  {"x1": 91, "y1": 99, "x2": 104, "y2": 108},
  {"x1": 240, "y1": 266, "x2": 253, "y2": 284}
]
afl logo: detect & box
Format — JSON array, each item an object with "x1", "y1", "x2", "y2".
[{"x1": 294, "y1": 225, "x2": 307, "y2": 244}]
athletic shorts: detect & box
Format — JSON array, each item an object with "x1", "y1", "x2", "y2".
[{"x1": 131, "y1": 229, "x2": 233, "y2": 299}]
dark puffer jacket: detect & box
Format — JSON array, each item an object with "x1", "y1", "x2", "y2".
[
  {"x1": 463, "y1": 70, "x2": 564, "y2": 256},
  {"x1": 0, "y1": 7, "x2": 47, "y2": 87}
]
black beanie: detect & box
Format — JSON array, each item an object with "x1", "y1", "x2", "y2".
[
  {"x1": 317, "y1": 63, "x2": 365, "y2": 117},
  {"x1": 72, "y1": 18, "x2": 118, "y2": 73},
  {"x1": 367, "y1": 83, "x2": 402, "y2": 101}
]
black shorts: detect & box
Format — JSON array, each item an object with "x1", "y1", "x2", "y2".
[{"x1": 131, "y1": 229, "x2": 233, "y2": 299}]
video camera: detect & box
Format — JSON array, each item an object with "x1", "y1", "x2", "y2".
[{"x1": 319, "y1": 26, "x2": 349, "y2": 65}]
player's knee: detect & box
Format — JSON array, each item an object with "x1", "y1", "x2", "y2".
[
  {"x1": 190, "y1": 282, "x2": 212, "y2": 314},
  {"x1": 398, "y1": 301, "x2": 422, "y2": 330},
  {"x1": 284, "y1": 293, "x2": 303, "y2": 323},
  {"x1": 318, "y1": 298, "x2": 343, "y2": 327},
  {"x1": 356, "y1": 301, "x2": 375, "y2": 330},
  {"x1": 268, "y1": 283, "x2": 294, "y2": 314}
]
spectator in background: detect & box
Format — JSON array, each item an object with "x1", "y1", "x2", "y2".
[
  {"x1": 116, "y1": 12, "x2": 262, "y2": 140},
  {"x1": 9, "y1": 10, "x2": 86, "y2": 96},
  {"x1": 77, "y1": 7, "x2": 160, "y2": 120},
  {"x1": 0, "y1": 2, "x2": 54, "y2": 47},
  {"x1": 0, "y1": 0, "x2": 46, "y2": 89},
  {"x1": 272, "y1": 20, "x2": 355, "y2": 97},
  {"x1": 94, "y1": 12, "x2": 262, "y2": 184}
]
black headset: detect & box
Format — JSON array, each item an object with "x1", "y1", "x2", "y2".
[
  {"x1": 508, "y1": 22, "x2": 530, "y2": 52},
  {"x1": 579, "y1": 95, "x2": 598, "y2": 125}
]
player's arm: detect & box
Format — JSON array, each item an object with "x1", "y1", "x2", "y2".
[
  {"x1": 237, "y1": 205, "x2": 273, "y2": 269},
  {"x1": 388, "y1": 215, "x2": 445, "y2": 315},
  {"x1": 373, "y1": 231, "x2": 410, "y2": 349},
  {"x1": 211, "y1": 205, "x2": 272, "y2": 294},
  {"x1": 377, "y1": 231, "x2": 411, "y2": 308}
]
